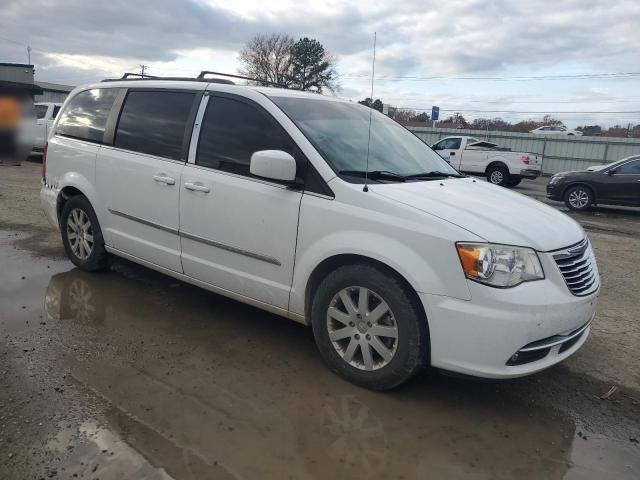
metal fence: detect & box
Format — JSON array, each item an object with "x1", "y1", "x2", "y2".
[{"x1": 406, "y1": 126, "x2": 640, "y2": 175}]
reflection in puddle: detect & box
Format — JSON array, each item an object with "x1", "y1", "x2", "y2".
[
  {"x1": 38, "y1": 266, "x2": 639, "y2": 480},
  {"x1": 321, "y1": 395, "x2": 386, "y2": 475},
  {"x1": 47, "y1": 419, "x2": 174, "y2": 479}
]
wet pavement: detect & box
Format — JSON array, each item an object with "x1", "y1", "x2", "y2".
[{"x1": 1, "y1": 228, "x2": 639, "y2": 480}]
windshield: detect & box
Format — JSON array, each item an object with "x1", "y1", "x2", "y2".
[
  {"x1": 587, "y1": 160, "x2": 620, "y2": 172},
  {"x1": 270, "y1": 96, "x2": 459, "y2": 182},
  {"x1": 587, "y1": 164, "x2": 609, "y2": 171}
]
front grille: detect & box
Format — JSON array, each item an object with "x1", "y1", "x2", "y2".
[{"x1": 552, "y1": 238, "x2": 598, "y2": 296}]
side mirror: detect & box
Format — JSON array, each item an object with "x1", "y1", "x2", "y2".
[
  {"x1": 250, "y1": 150, "x2": 297, "y2": 182},
  {"x1": 432, "y1": 144, "x2": 440, "y2": 150},
  {"x1": 607, "y1": 169, "x2": 616, "y2": 176}
]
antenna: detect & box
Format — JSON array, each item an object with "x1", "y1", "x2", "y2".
[{"x1": 363, "y1": 32, "x2": 377, "y2": 193}]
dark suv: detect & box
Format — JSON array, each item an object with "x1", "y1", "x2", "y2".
[{"x1": 547, "y1": 156, "x2": 640, "y2": 210}]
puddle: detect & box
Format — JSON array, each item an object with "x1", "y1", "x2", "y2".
[
  {"x1": 47, "y1": 419, "x2": 174, "y2": 479},
  {"x1": 0, "y1": 230, "x2": 71, "y2": 335},
  {"x1": 1, "y1": 230, "x2": 639, "y2": 479}
]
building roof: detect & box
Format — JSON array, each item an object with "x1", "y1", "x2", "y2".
[
  {"x1": 36, "y1": 81, "x2": 75, "y2": 93},
  {"x1": 0, "y1": 62, "x2": 34, "y2": 68},
  {"x1": 0, "y1": 80, "x2": 43, "y2": 95}
]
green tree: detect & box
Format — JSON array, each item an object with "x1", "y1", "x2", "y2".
[
  {"x1": 358, "y1": 98, "x2": 384, "y2": 112},
  {"x1": 413, "y1": 112, "x2": 430, "y2": 123},
  {"x1": 289, "y1": 37, "x2": 337, "y2": 93}
]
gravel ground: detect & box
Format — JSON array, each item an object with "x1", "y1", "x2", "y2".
[{"x1": 1, "y1": 161, "x2": 639, "y2": 480}]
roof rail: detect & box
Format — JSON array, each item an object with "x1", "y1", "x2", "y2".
[
  {"x1": 101, "y1": 72, "x2": 235, "y2": 84},
  {"x1": 121, "y1": 72, "x2": 158, "y2": 79},
  {"x1": 198, "y1": 71, "x2": 288, "y2": 88},
  {"x1": 101, "y1": 71, "x2": 289, "y2": 88}
]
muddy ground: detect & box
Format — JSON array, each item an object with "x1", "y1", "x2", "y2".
[{"x1": 1, "y1": 161, "x2": 639, "y2": 480}]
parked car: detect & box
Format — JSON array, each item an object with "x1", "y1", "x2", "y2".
[
  {"x1": 31, "y1": 102, "x2": 63, "y2": 153},
  {"x1": 530, "y1": 126, "x2": 582, "y2": 136},
  {"x1": 432, "y1": 136, "x2": 542, "y2": 187},
  {"x1": 547, "y1": 156, "x2": 640, "y2": 210},
  {"x1": 41, "y1": 76, "x2": 599, "y2": 390}
]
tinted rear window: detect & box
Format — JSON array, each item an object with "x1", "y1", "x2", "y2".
[
  {"x1": 617, "y1": 159, "x2": 640, "y2": 174},
  {"x1": 56, "y1": 89, "x2": 119, "y2": 143},
  {"x1": 115, "y1": 90, "x2": 196, "y2": 161},
  {"x1": 34, "y1": 105, "x2": 48, "y2": 119}
]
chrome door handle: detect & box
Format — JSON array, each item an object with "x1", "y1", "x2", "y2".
[
  {"x1": 153, "y1": 174, "x2": 176, "y2": 185},
  {"x1": 184, "y1": 182, "x2": 210, "y2": 193}
]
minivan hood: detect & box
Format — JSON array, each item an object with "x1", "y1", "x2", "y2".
[{"x1": 372, "y1": 178, "x2": 584, "y2": 251}]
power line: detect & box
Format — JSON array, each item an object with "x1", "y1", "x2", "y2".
[
  {"x1": 394, "y1": 107, "x2": 640, "y2": 114},
  {"x1": 0, "y1": 35, "x2": 27, "y2": 47},
  {"x1": 0, "y1": 35, "x2": 34, "y2": 64},
  {"x1": 340, "y1": 72, "x2": 640, "y2": 82}
]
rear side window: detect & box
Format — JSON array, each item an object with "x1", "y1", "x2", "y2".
[
  {"x1": 196, "y1": 96, "x2": 295, "y2": 176},
  {"x1": 115, "y1": 90, "x2": 196, "y2": 161},
  {"x1": 56, "y1": 89, "x2": 119, "y2": 143},
  {"x1": 52, "y1": 105, "x2": 61, "y2": 119},
  {"x1": 617, "y1": 159, "x2": 640, "y2": 174},
  {"x1": 34, "y1": 105, "x2": 48, "y2": 119}
]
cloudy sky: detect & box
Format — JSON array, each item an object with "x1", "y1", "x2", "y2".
[{"x1": 1, "y1": 0, "x2": 639, "y2": 127}]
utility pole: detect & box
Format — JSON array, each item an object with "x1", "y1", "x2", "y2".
[{"x1": 139, "y1": 64, "x2": 148, "y2": 77}]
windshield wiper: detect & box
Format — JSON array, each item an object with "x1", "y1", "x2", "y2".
[
  {"x1": 338, "y1": 170, "x2": 406, "y2": 182},
  {"x1": 404, "y1": 171, "x2": 465, "y2": 179}
]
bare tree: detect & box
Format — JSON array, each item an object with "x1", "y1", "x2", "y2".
[
  {"x1": 238, "y1": 33, "x2": 295, "y2": 86},
  {"x1": 437, "y1": 113, "x2": 469, "y2": 129},
  {"x1": 390, "y1": 108, "x2": 418, "y2": 124}
]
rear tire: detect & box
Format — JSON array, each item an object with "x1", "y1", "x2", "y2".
[
  {"x1": 506, "y1": 177, "x2": 522, "y2": 188},
  {"x1": 487, "y1": 165, "x2": 510, "y2": 187},
  {"x1": 311, "y1": 264, "x2": 428, "y2": 390},
  {"x1": 564, "y1": 185, "x2": 593, "y2": 211},
  {"x1": 61, "y1": 195, "x2": 109, "y2": 271}
]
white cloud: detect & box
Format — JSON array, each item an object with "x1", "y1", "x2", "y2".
[{"x1": 1, "y1": 0, "x2": 638, "y2": 126}]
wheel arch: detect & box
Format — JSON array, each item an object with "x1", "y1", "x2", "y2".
[
  {"x1": 55, "y1": 173, "x2": 100, "y2": 226},
  {"x1": 485, "y1": 160, "x2": 509, "y2": 174},
  {"x1": 303, "y1": 254, "x2": 430, "y2": 341},
  {"x1": 57, "y1": 186, "x2": 85, "y2": 224},
  {"x1": 562, "y1": 182, "x2": 597, "y2": 204}
]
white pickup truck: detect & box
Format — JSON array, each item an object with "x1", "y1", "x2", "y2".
[
  {"x1": 31, "y1": 102, "x2": 63, "y2": 153},
  {"x1": 432, "y1": 136, "x2": 542, "y2": 187}
]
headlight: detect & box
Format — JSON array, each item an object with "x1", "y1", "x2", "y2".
[
  {"x1": 549, "y1": 175, "x2": 564, "y2": 185},
  {"x1": 456, "y1": 243, "x2": 544, "y2": 287}
]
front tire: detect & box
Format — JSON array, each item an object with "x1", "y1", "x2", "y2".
[
  {"x1": 564, "y1": 185, "x2": 593, "y2": 211},
  {"x1": 487, "y1": 165, "x2": 510, "y2": 187},
  {"x1": 311, "y1": 264, "x2": 428, "y2": 390},
  {"x1": 61, "y1": 195, "x2": 109, "y2": 271}
]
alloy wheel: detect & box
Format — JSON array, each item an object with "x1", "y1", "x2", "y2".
[
  {"x1": 67, "y1": 208, "x2": 94, "y2": 260},
  {"x1": 326, "y1": 287, "x2": 399, "y2": 371},
  {"x1": 568, "y1": 189, "x2": 589, "y2": 209},
  {"x1": 490, "y1": 170, "x2": 504, "y2": 184}
]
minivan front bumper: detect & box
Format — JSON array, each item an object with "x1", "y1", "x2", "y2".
[{"x1": 419, "y1": 251, "x2": 599, "y2": 379}]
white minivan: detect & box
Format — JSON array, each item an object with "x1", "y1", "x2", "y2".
[{"x1": 41, "y1": 75, "x2": 599, "y2": 390}]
